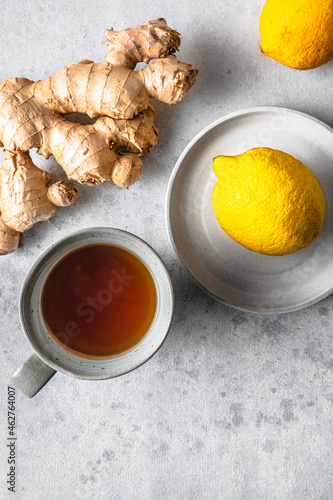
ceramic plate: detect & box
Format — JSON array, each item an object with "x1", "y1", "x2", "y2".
[{"x1": 166, "y1": 107, "x2": 333, "y2": 313}]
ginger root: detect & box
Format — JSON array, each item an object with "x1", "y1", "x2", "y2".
[{"x1": 0, "y1": 18, "x2": 198, "y2": 254}]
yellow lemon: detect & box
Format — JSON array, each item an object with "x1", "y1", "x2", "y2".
[
  {"x1": 212, "y1": 148, "x2": 325, "y2": 256},
  {"x1": 260, "y1": 0, "x2": 333, "y2": 70}
]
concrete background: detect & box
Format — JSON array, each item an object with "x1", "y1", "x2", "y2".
[{"x1": 1, "y1": 0, "x2": 333, "y2": 499}]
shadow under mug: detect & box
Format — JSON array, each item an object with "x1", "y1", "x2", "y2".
[{"x1": 10, "y1": 227, "x2": 174, "y2": 398}]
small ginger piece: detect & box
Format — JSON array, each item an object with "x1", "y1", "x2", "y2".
[
  {"x1": 47, "y1": 181, "x2": 77, "y2": 207},
  {"x1": 111, "y1": 155, "x2": 143, "y2": 188},
  {"x1": 0, "y1": 18, "x2": 198, "y2": 253},
  {"x1": 0, "y1": 217, "x2": 20, "y2": 255}
]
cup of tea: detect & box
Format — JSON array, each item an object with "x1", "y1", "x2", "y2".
[{"x1": 10, "y1": 227, "x2": 174, "y2": 398}]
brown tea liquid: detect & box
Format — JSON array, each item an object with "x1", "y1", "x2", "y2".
[{"x1": 41, "y1": 244, "x2": 157, "y2": 357}]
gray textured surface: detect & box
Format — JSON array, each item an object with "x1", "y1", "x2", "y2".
[{"x1": 1, "y1": 1, "x2": 333, "y2": 499}]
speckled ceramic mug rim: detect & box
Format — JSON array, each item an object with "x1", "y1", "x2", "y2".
[{"x1": 19, "y1": 227, "x2": 174, "y2": 380}]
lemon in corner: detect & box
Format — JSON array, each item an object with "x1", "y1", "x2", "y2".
[
  {"x1": 212, "y1": 147, "x2": 325, "y2": 256},
  {"x1": 260, "y1": 0, "x2": 333, "y2": 70}
]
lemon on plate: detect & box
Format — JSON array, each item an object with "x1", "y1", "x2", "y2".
[
  {"x1": 212, "y1": 147, "x2": 325, "y2": 256},
  {"x1": 260, "y1": 0, "x2": 333, "y2": 70}
]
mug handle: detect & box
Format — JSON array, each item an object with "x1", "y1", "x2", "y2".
[{"x1": 10, "y1": 353, "x2": 57, "y2": 398}]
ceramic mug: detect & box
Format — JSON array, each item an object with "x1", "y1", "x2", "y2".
[{"x1": 10, "y1": 227, "x2": 174, "y2": 398}]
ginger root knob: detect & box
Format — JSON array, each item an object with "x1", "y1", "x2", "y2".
[
  {"x1": 0, "y1": 218, "x2": 20, "y2": 255},
  {"x1": 47, "y1": 181, "x2": 77, "y2": 207},
  {"x1": 111, "y1": 155, "x2": 142, "y2": 188}
]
